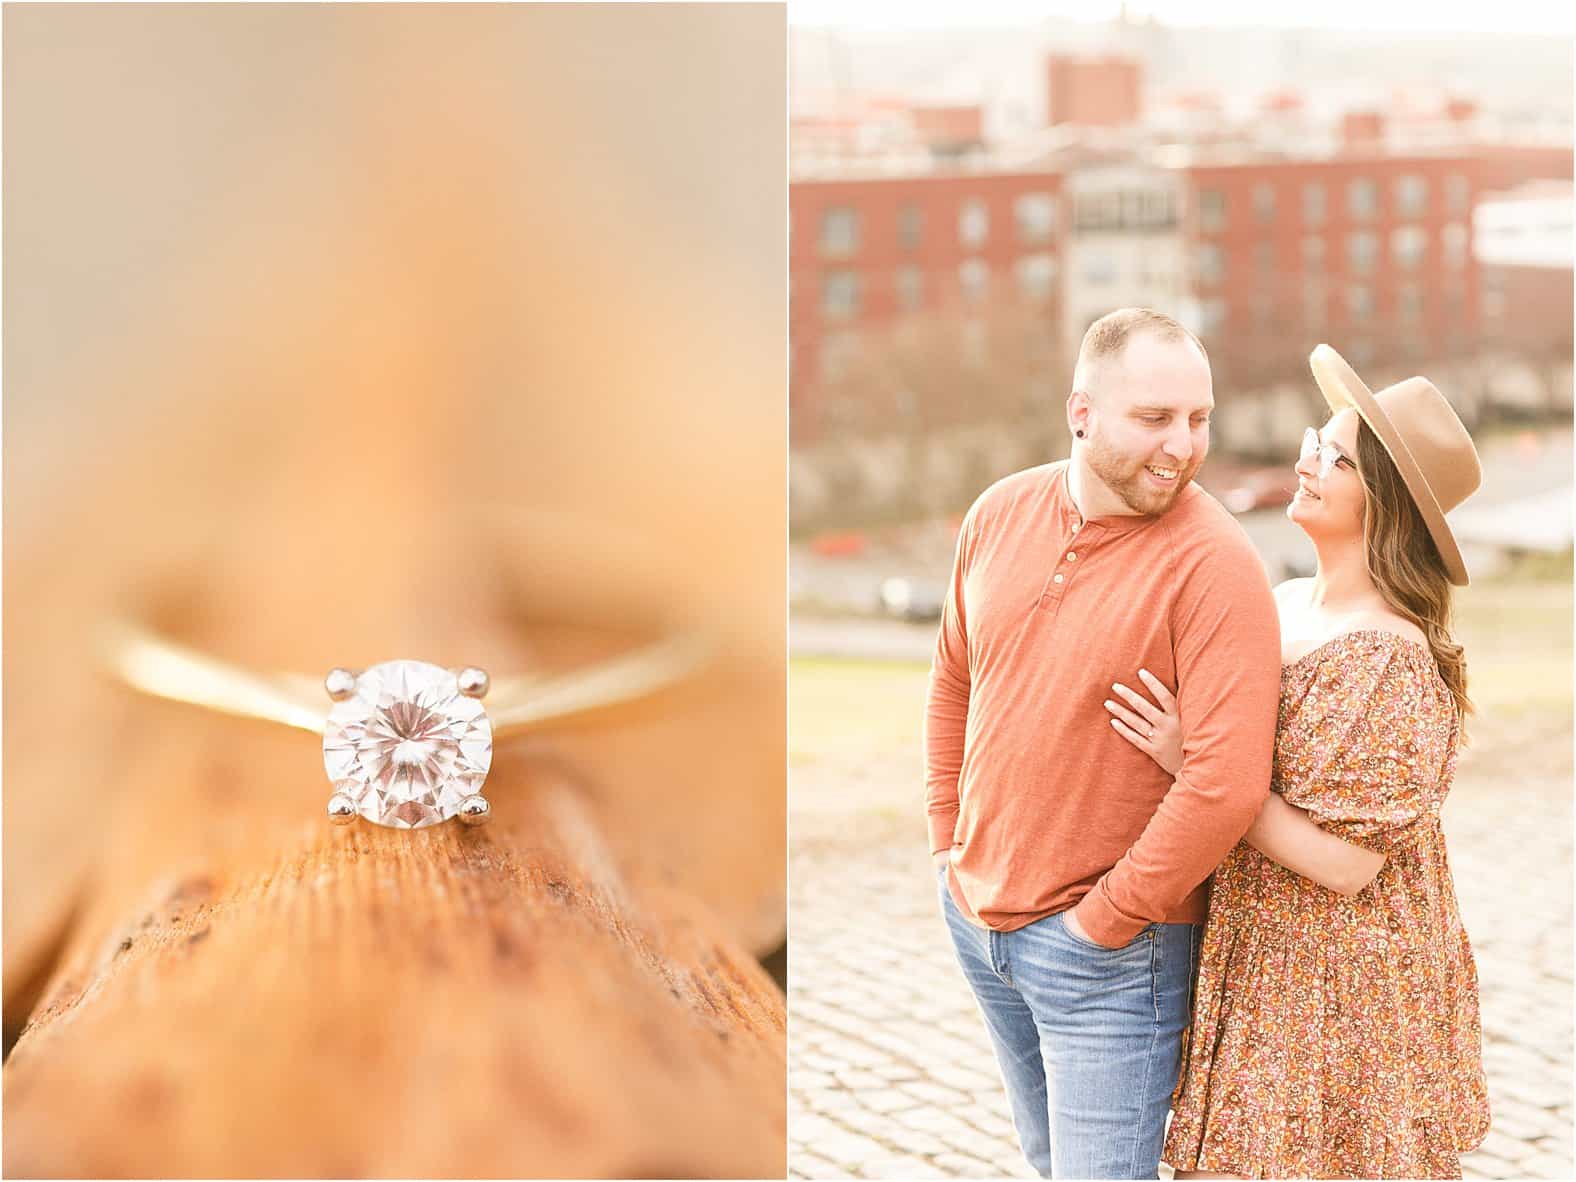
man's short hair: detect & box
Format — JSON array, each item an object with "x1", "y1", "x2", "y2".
[{"x1": 1073, "y1": 308, "x2": 1209, "y2": 393}]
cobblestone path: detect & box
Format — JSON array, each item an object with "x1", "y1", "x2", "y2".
[{"x1": 789, "y1": 717, "x2": 1573, "y2": 1179}]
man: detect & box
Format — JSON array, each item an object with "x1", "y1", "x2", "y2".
[{"x1": 925, "y1": 307, "x2": 1282, "y2": 1179}]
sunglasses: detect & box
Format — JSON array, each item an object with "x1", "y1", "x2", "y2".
[{"x1": 1300, "y1": 427, "x2": 1357, "y2": 480}]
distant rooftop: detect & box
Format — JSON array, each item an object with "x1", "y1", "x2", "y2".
[{"x1": 791, "y1": 120, "x2": 1570, "y2": 182}]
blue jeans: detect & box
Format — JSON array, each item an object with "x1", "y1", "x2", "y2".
[{"x1": 939, "y1": 869, "x2": 1198, "y2": 1179}]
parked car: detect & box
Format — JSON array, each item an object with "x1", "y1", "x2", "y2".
[{"x1": 878, "y1": 575, "x2": 945, "y2": 622}]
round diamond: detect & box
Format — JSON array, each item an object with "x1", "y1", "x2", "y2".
[{"x1": 323, "y1": 660, "x2": 493, "y2": 829}]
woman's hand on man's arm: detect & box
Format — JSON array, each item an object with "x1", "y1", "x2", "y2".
[{"x1": 1105, "y1": 667, "x2": 1386, "y2": 897}]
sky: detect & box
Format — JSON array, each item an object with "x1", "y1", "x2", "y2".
[{"x1": 785, "y1": 0, "x2": 1576, "y2": 35}]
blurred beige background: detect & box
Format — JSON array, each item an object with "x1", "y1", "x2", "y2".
[{"x1": 4, "y1": 4, "x2": 786, "y2": 1176}]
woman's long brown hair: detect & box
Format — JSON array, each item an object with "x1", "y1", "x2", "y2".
[{"x1": 1355, "y1": 421, "x2": 1472, "y2": 725}]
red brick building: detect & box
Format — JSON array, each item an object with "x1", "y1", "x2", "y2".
[
  {"x1": 1046, "y1": 55, "x2": 1141, "y2": 128},
  {"x1": 789, "y1": 65, "x2": 1571, "y2": 446},
  {"x1": 791, "y1": 170, "x2": 1066, "y2": 442},
  {"x1": 1476, "y1": 180, "x2": 1574, "y2": 365},
  {"x1": 1474, "y1": 143, "x2": 1574, "y2": 193},
  {"x1": 911, "y1": 106, "x2": 986, "y2": 155},
  {"x1": 791, "y1": 148, "x2": 1514, "y2": 444},
  {"x1": 1179, "y1": 151, "x2": 1486, "y2": 387},
  {"x1": 1339, "y1": 111, "x2": 1386, "y2": 149}
]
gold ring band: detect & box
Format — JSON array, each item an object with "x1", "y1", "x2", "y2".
[{"x1": 97, "y1": 508, "x2": 714, "y2": 828}]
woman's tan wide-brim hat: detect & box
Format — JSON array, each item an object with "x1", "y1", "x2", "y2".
[{"x1": 1309, "y1": 344, "x2": 1482, "y2": 586}]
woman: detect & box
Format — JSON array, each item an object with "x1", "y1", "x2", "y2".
[{"x1": 1102, "y1": 345, "x2": 1491, "y2": 1179}]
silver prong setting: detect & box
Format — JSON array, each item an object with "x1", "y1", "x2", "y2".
[
  {"x1": 327, "y1": 793, "x2": 358, "y2": 825},
  {"x1": 457, "y1": 667, "x2": 490, "y2": 699},
  {"x1": 458, "y1": 794, "x2": 490, "y2": 826},
  {"x1": 325, "y1": 668, "x2": 357, "y2": 700}
]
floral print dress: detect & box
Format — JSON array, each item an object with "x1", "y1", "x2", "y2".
[{"x1": 1164, "y1": 630, "x2": 1490, "y2": 1179}]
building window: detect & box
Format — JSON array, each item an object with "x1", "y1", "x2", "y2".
[
  {"x1": 959, "y1": 258, "x2": 990, "y2": 305},
  {"x1": 1198, "y1": 189, "x2": 1226, "y2": 233},
  {"x1": 1346, "y1": 230, "x2": 1378, "y2": 274},
  {"x1": 822, "y1": 270, "x2": 861, "y2": 319},
  {"x1": 957, "y1": 321, "x2": 986, "y2": 369},
  {"x1": 897, "y1": 203, "x2": 923, "y2": 251},
  {"x1": 1082, "y1": 250, "x2": 1117, "y2": 286},
  {"x1": 1158, "y1": 189, "x2": 1179, "y2": 227},
  {"x1": 959, "y1": 199, "x2": 989, "y2": 249},
  {"x1": 1483, "y1": 273, "x2": 1505, "y2": 321},
  {"x1": 1199, "y1": 298, "x2": 1226, "y2": 334},
  {"x1": 1196, "y1": 243, "x2": 1224, "y2": 283},
  {"x1": 1303, "y1": 183, "x2": 1326, "y2": 226},
  {"x1": 1444, "y1": 282, "x2": 1465, "y2": 323},
  {"x1": 1119, "y1": 189, "x2": 1176, "y2": 229},
  {"x1": 1347, "y1": 178, "x2": 1378, "y2": 221},
  {"x1": 821, "y1": 207, "x2": 860, "y2": 257},
  {"x1": 1392, "y1": 225, "x2": 1427, "y2": 269},
  {"x1": 1304, "y1": 281, "x2": 1326, "y2": 327},
  {"x1": 896, "y1": 264, "x2": 924, "y2": 313},
  {"x1": 1399, "y1": 282, "x2": 1423, "y2": 325},
  {"x1": 1138, "y1": 258, "x2": 1173, "y2": 289},
  {"x1": 1395, "y1": 174, "x2": 1428, "y2": 218},
  {"x1": 1347, "y1": 284, "x2": 1374, "y2": 320},
  {"x1": 820, "y1": 331, "x2": 860, "y2": 383},
  {"x1": 1015, "y1": 253, "x2": 1058, "y2": 303},
  {"x1": 1253, "y1": 182, "x2": 1276, "y2": 223},
  {"x1": 1303, "y1": 236, "x2": 1326, "y2": 270},
  {"x1": 1075, "y1": 191, "x2": 1124, "y2": 232},
  {"x1": 1255, "y1": 242, "x2": 1275, "y2": 278},
  {"x1": 1015, "y1": 193, "x2": 1057, "y2": 244},
  {"x1": 1442, "y1": 222, "x2": 1468, "y2": 268},
  {"x1": 1446, "y1": 174, "x2": 1470, "y2": 215}
]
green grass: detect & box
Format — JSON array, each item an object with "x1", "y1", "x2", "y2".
[
  {"x1": 791, "y1": 576, "x2": 1572, "y2": 753},
  {"x1": 1456, "y1": 574, "x2": 1572, "y2": 719},
  {"x1": 790, "y1": 657, "x2": 931, "y2": 762}
]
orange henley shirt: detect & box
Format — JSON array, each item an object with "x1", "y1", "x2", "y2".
[{"x1": 925, "y1": 460, "x2": 1282, "y2": 946}]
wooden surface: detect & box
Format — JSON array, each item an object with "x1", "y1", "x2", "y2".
[
  {"x1": 5, "y1": 514, "x2": 786, "y2": 1175},
  {"x1": 4, "y1": 463, "x2": 787, "y2": 1179},
  {"x1": 5, "y1": 743, "x2": 785, "y2": 1178},
  {"x1": 3, "y1": 6, "x2": 786, "y2": 1175}
]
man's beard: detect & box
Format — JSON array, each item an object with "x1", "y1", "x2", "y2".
[{"x1": 1084, "y1": 433, "x2": 1198, "y2": 515}]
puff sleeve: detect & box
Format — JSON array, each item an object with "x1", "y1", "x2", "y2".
[{"x1": 1277, "y1": 633, "x2": 1457, "y2": 856}]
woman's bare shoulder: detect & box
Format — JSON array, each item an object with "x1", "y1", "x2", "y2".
[{"x1": 1271, "y1": 577, "x2": 1313, "y2": 605}]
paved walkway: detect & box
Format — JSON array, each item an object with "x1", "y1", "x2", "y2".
[{"x1": 789, "y1": 714, "x2": 1574, "y2": 1179}]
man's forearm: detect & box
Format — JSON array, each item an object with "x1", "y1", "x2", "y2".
[
  {"x1": 1074, "y1": 765, "x2": 1269, "y2": 945},
  {"x1": 925, "y1": 513, "x2": 971, "y2": 858},
  {"x1": 1243, "y1": 792, "x2": 1386, "y2": 897},
  {"x1": 923, "y1": 673, "x2": 968, "y2": 854}
]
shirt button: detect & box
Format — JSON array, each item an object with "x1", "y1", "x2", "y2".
[
  {"x1": 1071, "y1": 522, "x2": 1081, "y2": 533},
  {"x1": 1067, "y1": 552, "x2": 1077, "y2": 561},
  {"x1": 1053, "y1": 573, "x2": 1064, "y2": 584}
]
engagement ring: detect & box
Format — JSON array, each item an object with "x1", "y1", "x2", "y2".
[{"x1": 100, "y1": 513, "x2": 712, "y2": 830}]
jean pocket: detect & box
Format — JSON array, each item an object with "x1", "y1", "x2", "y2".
[{"x1": 1057, "y1": 909, "x2": 1149, "y2": 953}]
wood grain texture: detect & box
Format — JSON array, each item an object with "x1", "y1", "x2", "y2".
[
  {"x1": 5, "y1": 750, "x2": 785, "y2": 1178},
  {"x1": 4, "y1": 512, "x2": 786, "y2": 1178},
  {"x1": 4, "y1": 5, "x2": 786, "y2": 1175},
  {"x1": 5, "y1": 536, "x2": 785, "y2": 1175}
]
